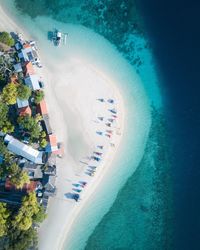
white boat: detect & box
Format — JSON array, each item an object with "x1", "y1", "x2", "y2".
[{"x1": 55, "y1": 30, "x2": 62, "y2": 46}]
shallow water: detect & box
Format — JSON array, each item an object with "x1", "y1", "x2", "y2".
[{"x1": 0, "y1": 1, "x2": 172, "y2": 249}]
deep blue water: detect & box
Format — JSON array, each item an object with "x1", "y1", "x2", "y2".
[{"x1": 137, "y1": 1, "x2": 200, "y2": 249}]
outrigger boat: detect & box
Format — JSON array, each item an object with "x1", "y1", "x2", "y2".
[{"x1": 52, "y1": 29, "x2": 68, "y2": 46}]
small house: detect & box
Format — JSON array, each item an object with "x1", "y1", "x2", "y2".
[
  {"x1": 23, "y1": 161, "x2": 43, "y2": 179},
  {"x1": 43, "y1": 175, "x2": 56, "y2": 197},
  {"x1": 25, "y1": 74, "x2": 41, "y2": 90},
  {"x1": 17, "y1": 98, "x2": 29, "y2": 109}
]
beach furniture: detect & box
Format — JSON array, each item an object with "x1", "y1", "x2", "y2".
[
  {"x1": 94, "y1": 151, "x2": 103, "y2": 156},
  {"x1": 106, "y1": 130, "x2": 113, "y2": 134},
  {"x1": 92, "y1": 156, "x2": 101, "y2": 161},
  {"x1": 96, "y1": 131, "x2": 103, "y2": 135},
  {"x1": 97, "y1": 98, "x2": 104, "y2": 102},
  {"x1": 73, "y1": 193, "x2": 80, "y2": 202},
  {"x1": 98, "y1": 117, "x2": 104, "y2": 121},
  {"x1": 108, "y1": 99, "x2": 114, "y2": 103},
  {"x1": 79, "y1": 181, "x2": 87, "y2": 186},
  {"x1": 112, "y1": 115, "x2": 117, "y2": 119},
  {"x1": 109, "y1": 109, "x2": 117, "y2": 114}
]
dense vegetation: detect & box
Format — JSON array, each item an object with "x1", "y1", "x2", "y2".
[
  {"x1": 0, "y1": 31, "x2": 47, "y2": 249},
  {"x1": 0, "y1": 32, "x2": 14, "y2": 47},
  {"x1": 0, "y1": 193, "x2": 46, "y2": 249},
  {"x1": 17, "y1": 84, "x2": 32, "y2": 100},
  {"x1": 34, "y1": 90, "x2": 44, "y2": 104}
]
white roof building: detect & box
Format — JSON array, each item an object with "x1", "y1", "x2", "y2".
[
  {"x1": 17, "y1": 98, "x2": 29, "y2": 108},
  {"x1": 25, "y1": 74, "x2": 41, "y2": 90},
  {"x1": 4, "y1": 135, "x2": 43, "y2": 164}
]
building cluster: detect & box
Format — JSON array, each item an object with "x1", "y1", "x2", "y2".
[{"x1": 0, "y1": 35, "x2": 63, "y2": 210}]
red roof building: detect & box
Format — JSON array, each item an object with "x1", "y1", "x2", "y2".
[
  {"x1": 24, "y1": 61, "x2": 35, "y2": 76},
  {"x1": 37, "y1": 99, "x2": 48, "y2": 115},
  {"x1": 47, "y1": 134, "x2": 59, "y2": 153},
  {"x1": 19, "y1": 106, "x2": 32, "y2": 116},
  {"x1": 23, "y1": 43, "x2": 31, "y2": 49},
  {"x1": 5, "y1": 178, "x2": 37, "y2": 193}
]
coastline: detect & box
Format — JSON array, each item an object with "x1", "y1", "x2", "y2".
[
  {"x1": 0, "y1": 4, "x2": 125, "y2": 249},
  {"x1": 0, "y1": 3, "x2": 151, "y2": 250}
]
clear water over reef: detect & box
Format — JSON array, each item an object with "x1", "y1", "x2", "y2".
[{"x1": 1, "y1": 0, "x2": 173, "y2": 249}]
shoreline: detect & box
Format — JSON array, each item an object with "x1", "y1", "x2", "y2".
[
  {"x1": 0, "y1": 4, "x2": 126, "y2": 249},
  {"x1": 0, "y1": 3, "x2": 152, "y2": 250}
]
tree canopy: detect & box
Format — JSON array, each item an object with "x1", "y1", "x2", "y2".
[
  {"x1": 2, "y1": 82, "x2": 18, "y2": 105},
  {"x1": 0, "y1": 202, "x2": 9, "y2": 237},
  {"x1": 0, "y1": 31, "x2": 14, "y2": 47},
  {"x1": 0, "y1": 100, "x2": 14, "y2": 133},
  {"x1": 8, "y1": 163, "x2": 30, "y2": 189},
  {"x1": 18, "y1": 115, "x2": 41, "y2": 140},
  {"x1": 17, "y1": 84, "x2": 32, "y2": 100},
  {"x1": 0, "y1": 100, "x2": 9, "y2": 127},
  {"x1": 34, "y1": 90, "x2": 44, "y2": 104},
  {"x1": 10, "y1": 170, "x2": 30, "y2": 189},
  {"x1": 13, "y1": 192, "x2": 45, "y2": 231},
  {"x1": 0, "y1": 138, "x2": 7, "y2": 156}
]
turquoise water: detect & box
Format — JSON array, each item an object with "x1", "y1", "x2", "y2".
[{"x1": 0, "y1": 1, "x2": 172, "y2": 249}]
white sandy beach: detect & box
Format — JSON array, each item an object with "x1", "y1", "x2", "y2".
[{"x1": 0, "y1": 5, "x2": 126, "y2": 249}]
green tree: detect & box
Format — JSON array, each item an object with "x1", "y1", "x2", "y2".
[
  {"x1": 32, "y1": 206, "x2": 46, "y2": 223},
  {"x1": 0, "y1": 100, "x2": 14, "y2": 133},
  {"x1": 10, "y1": 170, "x2": 30, "y2": 189},
  {"x1": 17, "y1": 84, "x2": 31, "y2": 100},
  {"x1": 34, "y1": 90, "x2": 44, "y2": 104},
  {"x1": 40, "y1": 131, "x2": 46, "y2": 138},
  {"x1": 18, "y1": 115, "x2": 41, "y2": 140},
  {"x1": 3, "y1": 227, "x2": 38, "y2": 250},
  {"x1": 2, "y1": 82, "x2": 18, "y2": 105},
  {"x1": 40, "y1": 138, "x2": 47, "y2": 148},
  {"x1": 1, "y1": 120, "x2": 14, "y2": 134},
  {"x1": 0, "y1": 138, "x2": 7, "y2": 156},
  {"x1": 0, "y1": 202, "x2": 9, "y2": 237},
  {"x1": 13, "y1": 192, "x2": 40, "y2": 231},
  {"x1": 0, "y1": 100, "x2": 9, "y2": 128},
  {"x1": 0, "y1": 31, "x2": 14, "y2": 46}
]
